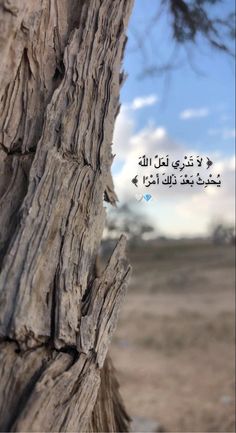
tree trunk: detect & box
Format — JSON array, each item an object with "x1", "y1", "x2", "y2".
[{"x1": 0, "y1": 0, "x2": 134, "y2": 431}]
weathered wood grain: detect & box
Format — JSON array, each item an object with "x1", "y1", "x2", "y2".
[
  {"x1": 0, "y1": 0, "x2": 134, "y2": 431},
  {"x1": 87, "y1": 356, "x2": 131, "y2": 433},
  {"x1": 0, "y1": 0, "x2": 85, "y2": 261},
  {"x1": 0, "y1": 342, "x2": 130, "y2": 432}
]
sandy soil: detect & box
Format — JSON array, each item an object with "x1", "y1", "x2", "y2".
[{"x1": 110, "y1": 240, "x2": 235, "y2": 432}]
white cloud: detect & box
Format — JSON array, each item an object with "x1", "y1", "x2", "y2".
[
  {"x1": 129, "y1": 94, "x2": 158, "y2": 110},
  {"x1": 180, "y1": 107, "x2": 209, "y2": 120},
  {"x1": 208, "y1": 128, "x2": 235, "y2": 139},
  {"x1": 223, "y1": 129, "x2": 236, "y2": 139},
  {"x1": 208, "y1": 128, "x2": 221, "y2": 137},
  {"x1": 228, "y1": 155, "x2": 235, "y2": 170},
  {"x1": 113, "y1": 107, "x2": 135, "y2": 159},
  {"x1": 112, "y1": 106, "x2": 235, "y2": 238},
  {"x1": 176, "y1": 157, "x2": 235, "y2": 217},
  {"x1": 219, "y1": 114, "x2": 231, "y2": 123}
]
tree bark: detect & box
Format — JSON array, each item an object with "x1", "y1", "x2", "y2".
[{"x1": 0, "y1": 0, "x2": 134, "y2": 431}]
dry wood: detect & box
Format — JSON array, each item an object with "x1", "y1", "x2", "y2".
[{"x1": 0, "y1": 0, "x2": 134, "y2": 431}]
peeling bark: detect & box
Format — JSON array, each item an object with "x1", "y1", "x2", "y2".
[{"x1": 0, "y1": 0, "x2": 134, "y2": 431}]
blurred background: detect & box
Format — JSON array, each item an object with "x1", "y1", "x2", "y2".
[{"x1": 105, "y1": 1, "x2": 235, "y2": 431}]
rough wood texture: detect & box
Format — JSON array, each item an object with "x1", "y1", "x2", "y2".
[
  {"x1": 0, "y1": 342, "x2": 130, "y2": 432},
  {"x1": 0, "y1": 0, "x2": 134, "y2": 431}
]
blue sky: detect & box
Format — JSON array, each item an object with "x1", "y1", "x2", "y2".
[{"x1": 111, "y1": 0, "x2": 235, "y2": 238}]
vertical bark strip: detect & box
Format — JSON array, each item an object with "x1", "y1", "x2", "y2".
[{"x1": 0, "y1": 0, "x2": 134, "y2": 431}]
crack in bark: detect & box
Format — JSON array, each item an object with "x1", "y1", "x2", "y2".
[
  {"x1": 0, "y1": 0, "x2": 134, "y2": 430},
  {"x1": 5, "y1": 361, "x2": 48, "y2": 431}
]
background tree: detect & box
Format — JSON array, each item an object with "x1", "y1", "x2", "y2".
[
  {"x1": 106, "y1": 204, "x2": 155, "y2": 244},
  {"x1": 130, "y1": 0, "x2": 235, "y2": 78},
  {"x1": 210, "y1": 222, "x2": 236, "y2": 245}
]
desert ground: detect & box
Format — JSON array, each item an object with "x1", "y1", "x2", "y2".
[{"x1": 109, "y1": 239, "x2": 235, "y2": 432}]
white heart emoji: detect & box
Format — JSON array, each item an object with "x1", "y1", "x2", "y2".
[{"x1": 135, "y1": 194, "x2": 143, "y2": 202}]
